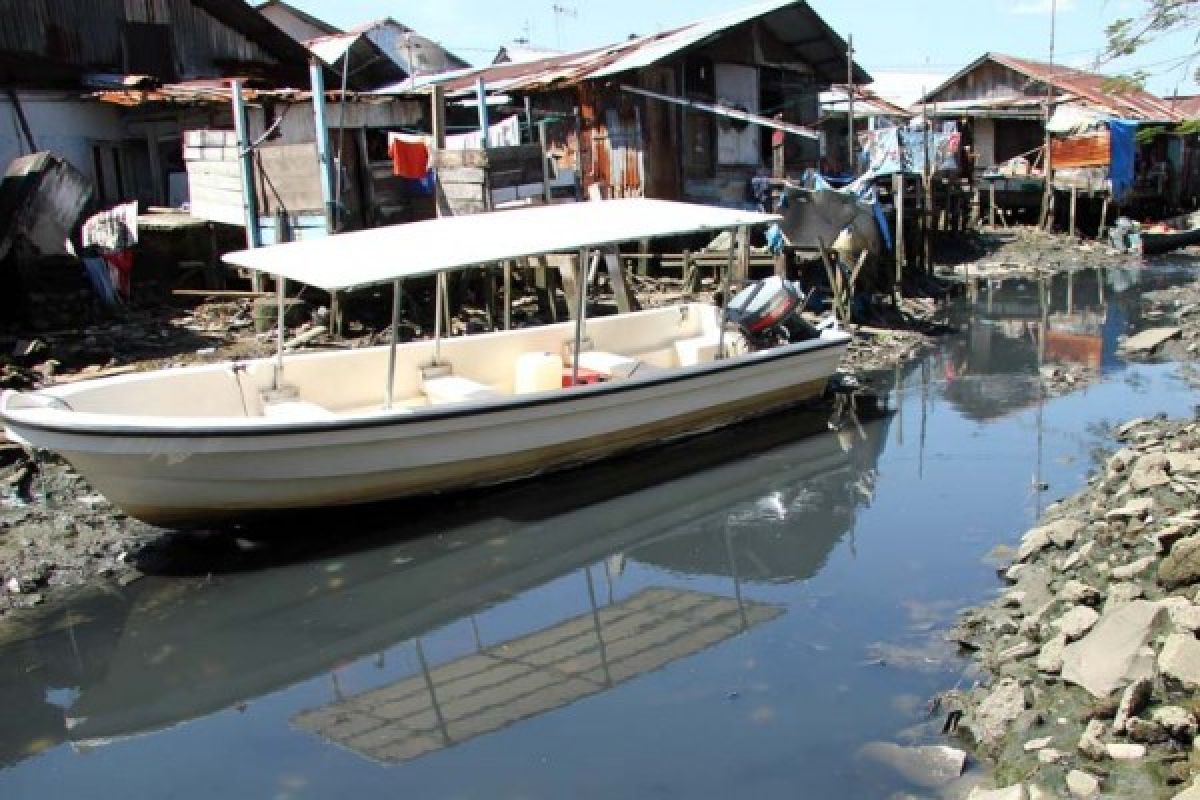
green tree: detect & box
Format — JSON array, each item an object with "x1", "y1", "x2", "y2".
[{"x1": 1100, "y1": 0, "x2": 1200, "y2": 89}]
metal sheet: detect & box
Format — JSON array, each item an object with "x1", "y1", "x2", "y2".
[{"x1": 223, "y1": 198, "x2": 779, "y2": 289}]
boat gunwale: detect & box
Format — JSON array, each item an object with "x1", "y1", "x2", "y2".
[{"x1": 1, "y1": 335, "x2": 850, "y2": 440}]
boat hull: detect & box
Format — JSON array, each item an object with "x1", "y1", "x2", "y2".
[{"x1": 5, "y1": 339, "x2": 848, "y2": 526}]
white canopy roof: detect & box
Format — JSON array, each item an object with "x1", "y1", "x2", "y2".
[{"x1": 223, "y1": 199, "x2": 779, "y2": 291}]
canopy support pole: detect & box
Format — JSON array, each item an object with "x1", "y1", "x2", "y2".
[
  {"x1": 273, "y1": 274, "x2": 285, "y2": 389},
  {"x1": 716, "y1": 229, "x2": 736, "y2": 360},
  {"x1": 384, "y1": 278, "x2": 402, "y2": 409},
  {"x1": 571, "y1": 247, "x2": 589, "y2": 386},
  {"x1": 433, "y1": 272, "x2": 446, "y2": 366}
]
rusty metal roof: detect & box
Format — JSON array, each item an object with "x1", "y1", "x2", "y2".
[
  {"x1": 822, "y1": 85, "x2": 913, "y2": 119},
  {"x1": 1166, "y1": 95, "x2": 1200, "y2": 117},
  {"x1": 374, "y1": 0, "x2": 867, "y2": 97},
  {"x1": 0, "y1": 0, "x2": 312, "y2": 88},
  {"x1": 922, "y1": 52, "x2": 1183, "y2": 122}
]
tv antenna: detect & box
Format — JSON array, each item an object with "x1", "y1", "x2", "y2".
[{"x1": 552, "y1": 4, "x2": 577, "y2": 47}]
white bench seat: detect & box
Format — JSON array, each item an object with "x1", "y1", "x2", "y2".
[
  {"x1": 422, "y1": 375, "x2": 502, "y2": 405},
  {"x1": 576, "y1": 350, "x2": 661, "y2": 379},
  {"x1": 262, "y1": 400, "x2": 337, "y2": 420}
]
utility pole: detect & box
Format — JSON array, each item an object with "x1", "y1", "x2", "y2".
[
  {"x1": 1039, "y1": 0, "x2": 1058, "y2": 230},
  {"x1": 846, "y1": 34, "x2": 855, "y2": 177}
]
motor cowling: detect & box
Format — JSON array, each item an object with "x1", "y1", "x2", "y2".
[{"x1": 724, "y1": 276, "x2": 817, "y2": 350}]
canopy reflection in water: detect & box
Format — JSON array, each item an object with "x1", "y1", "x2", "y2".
[
  {"x1": 7, "y1": 403, "x2": 888, "y2": 763},
  {"x1": 293, "y1": 587, "x2": 781, "y2": 765}
]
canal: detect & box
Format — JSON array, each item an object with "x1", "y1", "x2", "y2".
[{"x1": 1, "y1": 263, "x2": 1198, "y2": 798}]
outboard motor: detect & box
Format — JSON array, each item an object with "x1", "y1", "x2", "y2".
[{"x1": 724, "y1": 276, "x2": 819, "y2": 350}]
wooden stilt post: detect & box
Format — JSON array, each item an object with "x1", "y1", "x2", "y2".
[
  {"x1": 1069, "y1": 186, "x2": 1077, "y2": 239},
  {"x1": 503, "y1": 260, "x2": 512, "y2": 329},
  {"x1": 893, "y1": 173, "x2": 905, "y2": 291},
  {"x1": 1098, "y1": 193, "x2": 1110, "y2": 241}
]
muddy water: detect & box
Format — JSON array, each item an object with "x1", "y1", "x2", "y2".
[{"x1": 1, "y1": 264, "x2": 1198, "y2": 799}]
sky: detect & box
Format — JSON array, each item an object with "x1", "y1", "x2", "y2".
[{"x1": 275, "y1": 0, "x2": 1199, "y2": 99}]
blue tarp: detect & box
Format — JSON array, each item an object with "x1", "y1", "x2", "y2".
[{"x1": 1108, "y1": 119, "x2": 1137, "y2": 203}]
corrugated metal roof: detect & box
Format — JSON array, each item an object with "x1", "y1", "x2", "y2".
[
  {"x1": 921, "y1": 52, "x2": 1183, "y2": 122},
  {"x1": 821, "y1": 85, "x2": 912, "y2": 119},
  {"x1": 0, "y1": 0, "x2": 311, "y2": 87},
  {"x1": 372, "y1": 0, "x2": 866, "y2": 97},
  {"x1": 1166, "y1": 95, "x2": 1200, "y2": 118}
]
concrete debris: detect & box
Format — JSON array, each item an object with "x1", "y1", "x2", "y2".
[
  {"x1": 1119, "y1": 326, "x2": 1182, "y2": 354},
  {"x1": 1060, "y1": 600, "x2": 1164, "y2": 698},
  {"x1": 1065, "y1": 769, "x2": 1100, "y2": 799},
  {"x1": 938, "y1": 414, "x2": 1200, "y2": 800},
  {"x1": 1160, "y1": 633, "x2": 1200, "y2": 688}
]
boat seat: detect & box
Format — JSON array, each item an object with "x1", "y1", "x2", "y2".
[
  {"x1": 674, "y1": 335, "x2": 721, "y2": 367},
  {"x1": 422, "y1": 375, "x2": 501, "y2": 405},
  {"x1": 576, "y1": 350, "x2": 659, "y2": 379},
  {"x1": 261, "y1": 400, "x2": 337, "y2": 420}
]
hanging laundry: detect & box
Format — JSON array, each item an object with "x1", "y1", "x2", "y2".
[
  {"x1": 388, "y1": 132, "x2": 430, "y2": 179},
  {"x1": 444, "y1": 115, "x2": 522, "y2": 150},
  {"x1": 81, "y1": 202, "x2": 138, "y2": 301}
]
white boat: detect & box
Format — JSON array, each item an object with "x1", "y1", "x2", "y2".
[{"x1": 1, "y1": 199, "x2": 851, "y2": 526}]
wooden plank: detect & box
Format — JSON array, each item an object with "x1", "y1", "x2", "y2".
[
  {"x1": 432, "y1": 149, "x2": 489, "y2": 169},
  {"x1": 185, "y1": 160, "x2": 242, "y2": 178},
  {"x1": 439, "y1": 167, "x2": 486, "y2": 185},
  {"x1": 441, "y1": 182, "x2": 487, "y2": 201},
  {"x1": 1050, "y1": 132, "x2": 1111, "y2": 169}
]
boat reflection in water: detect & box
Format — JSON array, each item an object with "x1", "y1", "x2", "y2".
[{"x1": 4, "y1": 398, "x2": 889, "y2": 769}]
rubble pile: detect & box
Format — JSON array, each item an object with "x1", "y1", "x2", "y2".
[
  {"x1": 942, "y1": 415, "x2": 1200, "y2": 799},
  {"x1": 942, "y1": 229, "x2": 1147, "y2": 281},
  {"x1": 1130, "y1": 283, "x2": 1200, "y2": 363}
]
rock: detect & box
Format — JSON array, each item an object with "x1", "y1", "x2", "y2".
[
  {"x1": 1168, "y1": 453, "x2": 1200, "y2": 476},
  {"x1": 1062, "y1": 579, "x2": 1101, "y2": 606},
  {"x1": 1061, "y1": 600, "x2": 1166, "y2": 698},
  {"x1": 1002, "y1": 589, "x2": 1027, "y2": 608},
  {"x1": 1152, "y1": 706, "x2": 1198, "y2": 740},
  {"x1": 1018, "y1": 527, "x2": 1055, "y2": 562},
  {"x1": 1104, "y1": 582, "x2": 1145, "y2": 613},
  {"x1": 1120, "y1": 326, "x2": 1182, "y2": 354},
  {"x1": 1116, "y1": 418, "x2": 1150, "y2": 438},
  {"x1": 1066, "y1": 769, "x2": 1100, "y2": 799},
  {"x1": 1065, "y1": 542, "x2": 1094, "y2": 573},
  {"x1": 997, "y1": 640, "x2": 1039, "y2": 661},
  {"x1": 1160, "y1": 633, "x2": 1200, "y2": 688},
  {"x1": 970, "y1": 678, "x2": 1028, "y2": 746},
  {"x1": 1055, "y1": 606, "x2": 1100, "y2": 641},
  {"x1": 1105, "y1": 742, "x2": 1147, "y2": 759},
  {"x1": 1161, "y1": 535, "x2": 1200, "y2": 588},
  {"x1": 1111, "y1": 555, "x2": 1157, "y2": 580},
  {"x1": 1023, "y1": 736, "x2": 1053, "y2": 752},
  {"x1": 1130, "y1": 453, "x2": 1172, "y2": 491},
  {"x1": 1112, "y1": 677, "x2": 1153, "y2": 733},
  {"x1": 1027, "y1": 786, "x2": 1054, "y2": 800},
  {"x1": 1170, "y1": 604, "x2": 1200, "y2": 633},
  {"x1": 1107, "y1": 497, "x2": 1155, "y2": 520},
  {"x1": 1155, "y1": 523, "x2": 1196, "y2": 555},
  {"x1": 1077, "y1": 719, "x2": 1108, "y2": 761},
  {"x1": 1044, "y1": 518, "x2": 1085, "y2": 548},
  {"x1": 1036, "y1": 748, "x2": 1065, "y2": 764},
  {"x1": 1126, "y1": 717, "x2": 1170, "y2": 744},
  {"x1": 857, "y1": 742, "x2": 967, "y2": 788},
  {"x1": 1036, "y1": 633, "x2": 1067, "y2": 674},
  {"x1": 967, "y1": 786, "x2": 1027, "y2": 800}
]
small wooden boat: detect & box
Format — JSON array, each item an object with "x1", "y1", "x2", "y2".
[
  {"x1": 1139, "y1": 210, "x2": 1200, "y2": 256},
  {"x1": 1, "y1": 199, "x2": 851, "y2": 527}
]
